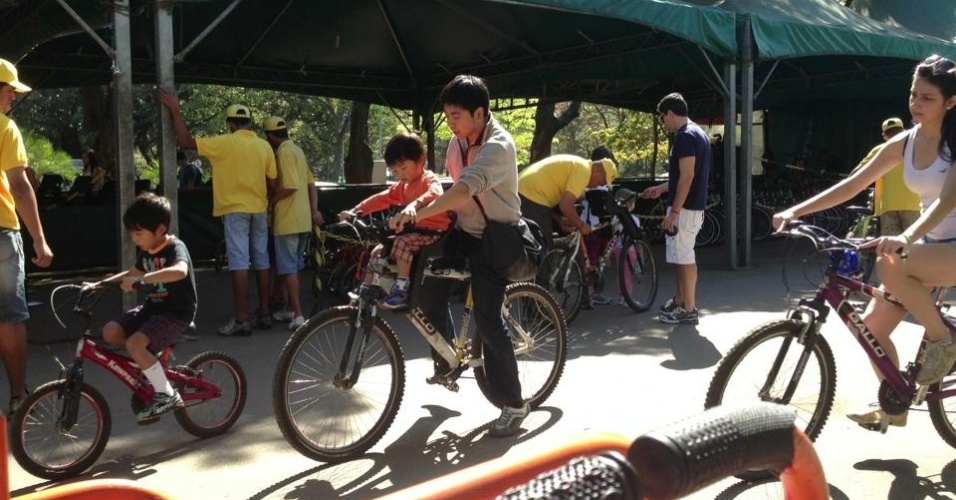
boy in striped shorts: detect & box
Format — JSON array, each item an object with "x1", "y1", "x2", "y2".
[{"x1": 338, "y1": 133, "x2": 452, "y2": 310}]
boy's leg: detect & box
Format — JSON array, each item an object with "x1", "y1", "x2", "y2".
[
  {"x1": 381, "y1": 234, "x2": 438, "y2": 310},
  {"x1": 131, "y1": 315, "x2": 189, "y2": 420},
  {"x1": 125, "y1": 332, "x2": 172, "y2": 394}
]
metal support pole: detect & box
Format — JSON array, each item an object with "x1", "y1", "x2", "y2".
[
  {"x1": 424, "y1": 111, "x2": 436, "y2": 173},
  {"x1": 114, "y1": 0, "x2": 136, "y2": 310},
  {"x1": 740, "y1": 17, "x2": 755, "y2": 267},
  {"x1": 722, "y1": 62, "x2": 737, "y2": 269},
  {"x1": 155, "y1": 0, "x2": 178, "y2": 233}
]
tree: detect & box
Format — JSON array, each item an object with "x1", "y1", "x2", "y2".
[
  {"x1": 344, "y1": 101, "x2": 373, "y2": 183},
  {"x1": 529, "y1": 101, "x2": 581, "y2": 163}
]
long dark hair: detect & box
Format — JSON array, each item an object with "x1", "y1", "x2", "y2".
[{"x1": 915, "y1": 55, "x2": 956, "y2": 162}]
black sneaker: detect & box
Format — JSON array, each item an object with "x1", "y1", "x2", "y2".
[
  {"x1": 659, "y1": 297, "x2": 680, "y2": 314},
  {"x1": 136, "y1": 391, "x2": 184, "y2": 422},
  {"x1": 488, "y1": 403, "x2": 530, "y2": 438},
  {"x1": 659, "y1": 306, "x2": 699, "y2": 325},
  {"x1": 255, "y1": 313, "x2": 273, "y2": 330}
]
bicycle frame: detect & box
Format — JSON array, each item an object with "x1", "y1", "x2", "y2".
[
  {"x1": 789, "y1": 257, "x2": 955, "y2": 406},
  {"x1": 60, "y1": 336, "x2": 221, "y2": 419}
]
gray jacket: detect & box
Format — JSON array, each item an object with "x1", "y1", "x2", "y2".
[{"x1": 445, "y1": 114, "x2": 521, "y2": 237}]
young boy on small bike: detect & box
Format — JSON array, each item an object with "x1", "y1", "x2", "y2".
[
  {"x1": 95, "y1": 193, "x2": 197, "y2": 422},
  {"x1": 338, "y1": 133, "x2": 451, "y2": 309}
]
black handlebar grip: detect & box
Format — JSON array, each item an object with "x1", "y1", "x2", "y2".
[
  {"x1": 628, "y1": 403, "x2": 796, "y2": 500},
  {"x1": 497, "y1": 451, "x2": 641, "y2": 500}
]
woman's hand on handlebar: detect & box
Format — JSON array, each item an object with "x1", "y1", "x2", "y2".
[
  {"x1": 859, "y1": 235, "x2": 909, "y2": 257},
  {"x1": 388, "y1": 205, "x2": 417, "y2": 232},
  {"x1": 772, "y1": 209, "x2": 797, "y2": 232}
]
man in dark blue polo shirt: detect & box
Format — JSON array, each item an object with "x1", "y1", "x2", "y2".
[{"x1": 641, "y1": 92, "x2": 711, "y2": 324}]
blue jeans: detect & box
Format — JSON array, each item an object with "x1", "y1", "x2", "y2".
[{"x1": 419, "y1": 230, "x2": 522, "y2": 407}]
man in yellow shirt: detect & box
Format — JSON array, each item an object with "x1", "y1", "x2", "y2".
[
  {"x1": 159, "y1": 89, "x2": 277, "y2": 336},
  {"x1": 264, "y1": 116, "x2": 322, "y2": 330},
  {"x1": 517, "y1": 154, "x2": 617, "y2": 249},
  {"x1": 0, "y1": 59, "x2": 53, "y2": 413},
  {"x1": 871, "y1": 118, "x2": 920, "y2": 235}
]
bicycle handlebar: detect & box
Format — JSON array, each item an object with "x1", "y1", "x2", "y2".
[{"x1": 377, "y1": 403, "x2": 827, "y2": 500}]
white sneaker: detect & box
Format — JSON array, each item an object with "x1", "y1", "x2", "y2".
[
  {"x1": 272, "y1": 309, "x2": 294, "y2": 322},
  {"x1": 288, "y1": 316, "x2": 306, "y2": 331}
]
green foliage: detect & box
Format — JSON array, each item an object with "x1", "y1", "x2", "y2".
[{"x1": 22, "y1": 131, "x2": 77, "y2": 182}]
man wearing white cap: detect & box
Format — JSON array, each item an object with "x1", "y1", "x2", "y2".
[
  {"x1": 159, "y1": 89, "x2": 277, "y2": 336},
  {"x1": 0, "y1": 58, "x2": 54, "y2": 413}
]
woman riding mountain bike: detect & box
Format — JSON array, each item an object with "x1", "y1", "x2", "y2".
[{"x1": 773, "y1": 54, "x2": 956, "y2": 429}]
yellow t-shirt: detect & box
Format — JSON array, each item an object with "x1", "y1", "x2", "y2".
[
  {"x1": 518, "y1": 154, "x2": 591, "y2": 208},
  {"x1": 197, "y1": 129, "x2": 277, "y2": 216},
  {"x1": 0, "y1": 113, "x2": 27, "y2": 229},
  {"x1": 857, "y1": 144, "x2": 920, "y2": 215},
  {"x1": 272, "y1": 140, "x2": 314, "y2": 236}
]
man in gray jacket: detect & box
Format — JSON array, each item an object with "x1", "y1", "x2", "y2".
[{"x1": 390, "y1": 75, "x2": 527, "y2": 438}]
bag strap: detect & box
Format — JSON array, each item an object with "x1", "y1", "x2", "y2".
[{"x1": 472, "y1": 196, "x2": 491, "y2": 223}]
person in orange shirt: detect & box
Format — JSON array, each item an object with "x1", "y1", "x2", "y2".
[{"x1": 339, "y1": 133, "x2": 451, "y2": 310}]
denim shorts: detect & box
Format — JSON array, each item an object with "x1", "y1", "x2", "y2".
[
  {"x1": 223, "y1": 212, "x2": 270, "y2": 271},
  {"x1": 0, "y1": 229, "x2": 28, "y2": 323},
  {"x1": 274, "y1": 232, "x2": 308, "y2": 276}
]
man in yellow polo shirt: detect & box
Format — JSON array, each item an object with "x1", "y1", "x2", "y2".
[
  {"x1": 0, "y1": 59, "x2": 53, "y2": 413},
  {"x1": 159, "y1": 89, "x2": 277, "y2": 336},
  {"x1": 264, "y1": 116, "x2": 322, "y2": 331},
  {"x1": 872, "y1": 118, "x2": 920, "y2": 235},
  {"x1": 518, "y1": 154, "x2": 617, "y2": 248}
]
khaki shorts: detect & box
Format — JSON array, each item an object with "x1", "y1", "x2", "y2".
[
  {"x1": 665, "y1": 209, "x2": 704, "y2": 265},
  {"x1": 879, "y1": 210, "x2": 919, "y2": 237}
]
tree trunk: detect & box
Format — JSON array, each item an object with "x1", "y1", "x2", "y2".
[
  {"x1": 82, "y1": 86, "x2": 114, "y2": 173},
  {"x1": 344, "y1": 101, "x2": 373, "y2": 183},
  {"x1": 529, "y1": 101, "x2": 581, "y2": 163}
]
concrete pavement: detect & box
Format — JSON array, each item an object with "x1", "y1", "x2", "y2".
[{"x1": 5, "y1": 240, "x2": 956, "y2": 499}]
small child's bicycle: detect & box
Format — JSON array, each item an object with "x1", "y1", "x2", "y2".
[{"x1": 8, "y1": 283, "x2": 247, "y2": 479}]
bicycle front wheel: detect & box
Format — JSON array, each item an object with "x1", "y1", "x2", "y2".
[
  {"x1": 475, "y1": 282, "x2": 568, "y2": 409},
  {"x1": 618, "y1": 239, "x2": 657, "y2": 312},
  {"x1": 272, "y1": 306, "x2": 405, "y2": 462},
  {"x1": 9, "y1": 380, "x2": 112, "y2": 479},
  {"x1": 704, "y1": 320, "x2": 835, "y2": 478},
  {"x1": 536, "y1": 247, "x2": 584, "y2": 325},
  {"x1": 173, "y1": 351, "x2": 247, "y2": 438}
]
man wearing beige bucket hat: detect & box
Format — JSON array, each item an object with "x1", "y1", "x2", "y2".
[{"x1": 0, "y1": 58, "x2": 54, "y2": 414}]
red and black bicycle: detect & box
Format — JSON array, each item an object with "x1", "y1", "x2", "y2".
[{"x1": 7, "y1": 283, "x2": 247, "y2": 480}]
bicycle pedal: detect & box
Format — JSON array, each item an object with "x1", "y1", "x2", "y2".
[{"x1": 137, "y1": 416, "x2": 161, "y2": 426}]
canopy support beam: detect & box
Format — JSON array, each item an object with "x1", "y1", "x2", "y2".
[
  {"x1": 55, "y1": 0, "x2": 114, "y2": 58},
  {"x1": 722, "y1": 61, "x2": 737, "y2": 269},
  {"x1": 738, "y1": 16, "x2": 755, "y2": 267},
  {"x1": 237, "y1": 0, "x2": 296, "y2": 67},
  {"x1": 754, "y1": 60, "x2": 779, "y2": 101},
  {"x1": 376, "y1": 0, "x2": 416, "y2": 84},
  {"x1": 156, "y1": 0, "x2": 177, "y2": 233},
  {"x1": 175, "y1": 0, "x2": 245, "y2": 62}
]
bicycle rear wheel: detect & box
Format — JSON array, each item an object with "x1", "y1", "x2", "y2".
[
  {"x1": 475, "y1": 282, "x2": 568, "y2": 409},
  {"x1": 272, "y1": 306, "x2": 405, "y2": 462},
  {"x1": 618, "y1": 238, "x2": 657, "y2": 312},
  {"x1": 928, "y1": 373, "x2": 956, "y2": 449},
  {"x1": 173, "y1": 351, "x2": 247, "y2": 438},
  {"x1": 535, "y1": 246, "x2": 584, "y2": 325},
  {"x1": 704, "y1": 319, "x2": 836, "y2": 480},
  {"x1": 9, "y1": 380, "x2": 112, "y2": 479}
]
